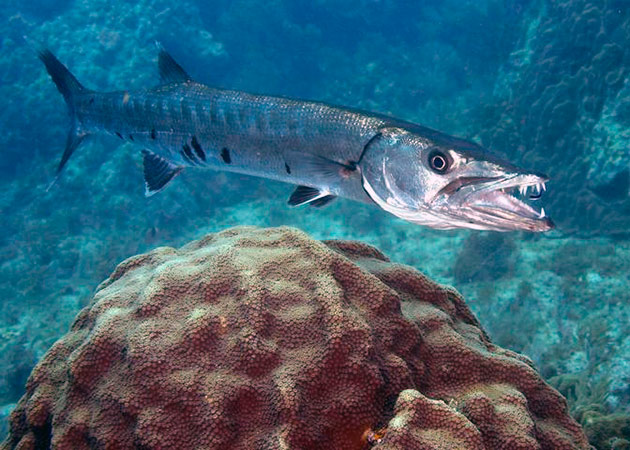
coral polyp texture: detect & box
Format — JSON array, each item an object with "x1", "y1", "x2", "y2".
[{"x1": 2, "y1": 227, "x2": 588, "y2": 450}]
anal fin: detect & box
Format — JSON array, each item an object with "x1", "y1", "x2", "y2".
[
  {"x1": 288, "y1": 185, "x2": 337, "y2": 208},
  {"x1": 142, "y1": 150, "x2": 183, "y2": 196}
]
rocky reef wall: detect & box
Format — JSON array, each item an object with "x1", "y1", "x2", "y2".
[{"x1": 479, "y1": 0, "x2": 630, "y2": 235}]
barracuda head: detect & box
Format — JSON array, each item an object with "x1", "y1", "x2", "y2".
[{"x1": 359, "y1": 127, "x2": 554, "y2": 232}]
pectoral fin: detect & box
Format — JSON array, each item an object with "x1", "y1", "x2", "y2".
[
  {"x1": 141, "y1": 150, "x2": 183, "y2": 196},
  {"x1": 309, "y1": 194, "x2": 337, "y2": 208},
  {"x1": 284, "y1": 151, "x2": 357, "y2": 185}
]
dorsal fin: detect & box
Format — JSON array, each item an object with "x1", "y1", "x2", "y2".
[{"x1": 156, "y1": 43, "x2": 192, "y2": 84}]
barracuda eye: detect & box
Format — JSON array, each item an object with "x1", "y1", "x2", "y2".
[{"x1": 428, "y1": 150, "x2": 449, "y2": 174}]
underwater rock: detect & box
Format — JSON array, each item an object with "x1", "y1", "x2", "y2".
[{"x1": 1, "y1": 226, "x2": 588, "y2": 449}]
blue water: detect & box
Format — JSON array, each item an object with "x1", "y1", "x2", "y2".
[{"x1": 1, "y1": 0, "x2": 629, "y2": 446}]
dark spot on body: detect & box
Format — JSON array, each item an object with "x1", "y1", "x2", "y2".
[
  {"x1": 285, "y1": 162, "x2": 291, "y2": 174},
  {"x1": 190, "y1": 136, "x2": 206, "y2": 161},
  {"x1": 150, "y1": 128, "x2": 156, "y2": 140},
  {"x1": 128, "y1": 134, "x2": 134, "y2": 141},
  {"x1": 115, "y1": 132, "x2": 123, "y2": 140},
  {"x1": 182, "y1": 143, "x2": 195, "y2": 163},
  {"x1": 221, "y1": 147, "x2": 231, "y2": 164},
  {"x1": 89, "y1": 97, "x2": 95, "y2": 105}
]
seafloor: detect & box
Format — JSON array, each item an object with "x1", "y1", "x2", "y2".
[{"x1": 0, "y1": 0, "x2": 629, "y2": 447}]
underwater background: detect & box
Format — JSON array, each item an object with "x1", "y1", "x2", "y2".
[{"x1": 0, "y1": 0, "x2": 629, "y2": 447}]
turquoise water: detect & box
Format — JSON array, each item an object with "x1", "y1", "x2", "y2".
[{"x1": 1, "y1": 0, "x2": 629, "y2": 446}]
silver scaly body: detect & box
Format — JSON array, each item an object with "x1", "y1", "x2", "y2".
[
  {"x1": 39, "y1": 46, "x2": 555, "y2": 232},
  {"x1": 78, "y1": 83, "x2": 385, "y2": 202}
]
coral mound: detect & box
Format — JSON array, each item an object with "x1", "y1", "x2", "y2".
[{"x1": 2, "y1": 226, "x2": 588, "y2": 450}]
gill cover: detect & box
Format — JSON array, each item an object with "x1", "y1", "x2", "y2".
[{"x1": 359, "y1": 127, "x2": 431, "y2": 222}]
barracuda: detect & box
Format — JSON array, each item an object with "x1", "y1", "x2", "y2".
[{"x1": 39, "y1": 45, "x2": 554, "y2": 232}]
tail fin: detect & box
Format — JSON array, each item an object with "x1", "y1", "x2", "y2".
[
  {"x1": 38, "y1": 49, "x2": 84, "y2": 111},
  {"x1": 37, "y1": 49, "x2": 89, "y2": 188}
]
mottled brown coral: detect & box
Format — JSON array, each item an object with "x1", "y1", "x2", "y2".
[{"x1": 2, "y1": 226, "x2": 588, "y2": 449}]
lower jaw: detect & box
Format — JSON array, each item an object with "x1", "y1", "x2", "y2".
[{"x1": 465, "y1": 208, "x2": 550, "y2": 231}]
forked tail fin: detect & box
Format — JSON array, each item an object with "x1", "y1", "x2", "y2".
[
  {"x1": 38, "y1": 49, "x2": 84, "y2": 110},
  {"x1": 37, "y1": 48, "x2": 89, "y2": 189}
]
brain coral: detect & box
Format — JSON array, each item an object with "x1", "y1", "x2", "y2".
[{"x1": 2, "y1": 226, "x2": 588, "y2": 450}]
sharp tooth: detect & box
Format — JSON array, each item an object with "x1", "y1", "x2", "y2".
[
  {"x1": 535, "y1": 183, "x2": 541, "y2": 195},
  {"x1": 519, "y1": 185, "x2": 526, "y2": 196},
  {"x1": 540, "y1": 207, "x2": 546, "y2": 218},
  {"x1": 542, "y1": 182, "x2": 546, "y2": 192}
]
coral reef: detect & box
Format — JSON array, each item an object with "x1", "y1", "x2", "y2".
[
  {"x1": 3, "y1": 227, "x2": 588, "y2": 449},
  {"x1": 2, "y1": 0, "x2": 630, "y2": 447},
  {"x1": 0, "y1": 0, "x2": 559, "y2": 418}
]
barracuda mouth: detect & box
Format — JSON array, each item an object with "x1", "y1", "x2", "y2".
[{"x1": 441, "y1": 174, "x2": 554, "y2": 231}]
